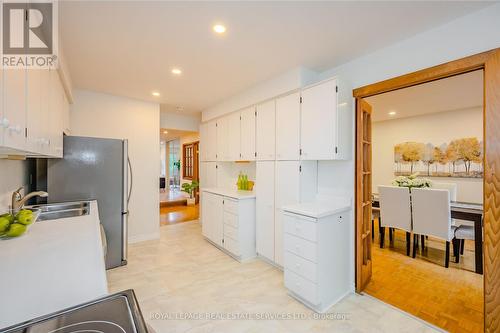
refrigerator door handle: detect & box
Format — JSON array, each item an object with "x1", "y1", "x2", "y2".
[{"x1": 127, "y1": 157, "x2": 133, "y2": 205}]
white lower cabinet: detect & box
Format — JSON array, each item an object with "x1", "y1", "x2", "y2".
[
  {"x1": 283, "y1": 210, "x2": 351, "y2": 313},
  {"x1": 200, "y1": 162, "x2": 218, "y2": 188},
  {"x1": 201, "y1": 189, "x2": 256, "y2": 261}
]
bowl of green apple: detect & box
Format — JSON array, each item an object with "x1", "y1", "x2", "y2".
[{"x1": 0, "y1": 209, "x2": 41, "y2": 239}]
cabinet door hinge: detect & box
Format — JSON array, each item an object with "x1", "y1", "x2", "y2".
[
  {"x1": 299, "y1": 165, "x2": 302, "y2": 172},
  {"x1": 240, "y1": 116, "x2": 242, "y2": 120},
  {"x1": 335, "y1": 146, "x2": 338, "y2": 154},
  {"x1": 299, "y1": 149, "x2": 302, "y2": 155},
  {"x1": 255, "y1": 152, "x2": 257, "y2": 157},
  {"x1": 222, "y1": 239, "x2": 225, "y2": 244},
  {"x1": 25, "y1": 128, "x2": 28, "y2": 138},
  {"x1": 223, "y1": 200, "x2": 224, "y2": 204},
  {"x1": 216, "y1": 123, "x2": 218, "y2": 127},
  {"x1": 255, "y1": 111, "x2": 257, "y2": 116},
  {"x1": 300, "y1": 96, "x2": 303, "y2": 103},
  {"x1": 216, "y1": 164, "x2": 218, "y2": 169},
  {"x1": 336, "y1": 86, "x2": 338, "y2": 93}
]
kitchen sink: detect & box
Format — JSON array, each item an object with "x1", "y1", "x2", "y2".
[{"x1": 26, "y1": 201, "x2": 91, "y2": 221}]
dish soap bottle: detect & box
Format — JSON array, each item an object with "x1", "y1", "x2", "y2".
[
  {"x1": 243, "y1": 174, "x2": 248, "y2": 190},
  {"x1": 237, "y1": 172, "x2": 243, "y2": 190}
]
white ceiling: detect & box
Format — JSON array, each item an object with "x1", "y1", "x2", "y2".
[
  {"x1": 366, "y1": 70, "x2": 483, "y2": 122},
  {"x1": 59, "y1": 1, "x2": 490, "y2": 115},
  {"x1": 160, "y1": 128, "x2": 197, "y2": 142}
]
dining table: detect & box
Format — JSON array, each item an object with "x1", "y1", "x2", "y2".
[{"x1": 372, "y1": 193, "x2": 483, "y2": 274}]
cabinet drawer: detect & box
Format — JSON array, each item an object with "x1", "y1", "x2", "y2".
[
  {"x1": 284, "y1": 233, "x2": 317, "y2": 263},
  {"x1": 285, "y1": 269, "x2": 318, "y2": 305},
  {"x1": 284, "y1": 214, "x2": 317, "y2": 242},
  {"x1": 284, "y1": 251, "x2": 317, "y2": 283},
  {"x1": 224, "y1": 224, "x2": 238, "y2": 240},
  {"x1": 223, "y1": 211, "x2": 238, "y2": 227},
  {"x1": 224, "y1": 236, "x2": 240, "y2": 256},
  {"x1": 224, "y1": 198, "x2": 238, "y2": 214}
]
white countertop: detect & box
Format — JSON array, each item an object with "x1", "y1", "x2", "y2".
[
  {"x1": 283, "y1": 196, "x2": 351, "y2": 219},
  {"x1": 202, "y1": 187, "x2": 256, "y2": 200},
  {"x1": 0, "y1": 200, "x2": 108, "y2": 329}
]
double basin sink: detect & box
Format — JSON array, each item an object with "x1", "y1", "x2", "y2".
[{"x1": 26, "y1": 201, "x2": 91, "y2": 221}]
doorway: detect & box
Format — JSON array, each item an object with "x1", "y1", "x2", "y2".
[
  {"x1": 354, "y1": 48, "x2": 500, "y2": 333},
  {"x1": 159, "y1": 129, "x2": 200, "y2": 225}
]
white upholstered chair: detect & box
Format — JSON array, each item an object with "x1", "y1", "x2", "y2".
[
  {"x1": 454, "y1": 225, "x2": 475, "y2": 263},
  {"x1": 411, "y1": 188, "x2": 457, "y2": 267},
  {"x1": 378, "y1": 186, "x2": 412, "y2": 256},
  {"x1": 432, "y1": 182, "x2": 473, "y2": 227}
]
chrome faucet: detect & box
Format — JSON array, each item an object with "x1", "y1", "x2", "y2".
[{"x1": 11, "y1": 187, "x2": 48, "y2": 212}]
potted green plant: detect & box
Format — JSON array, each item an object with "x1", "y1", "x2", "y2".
[{"x1": 182, "y1": 180, "x2": 199, "y2": 205}]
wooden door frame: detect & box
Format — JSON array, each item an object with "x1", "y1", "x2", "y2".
[{"x1": 353, "y1": 48, "x2": 500, "y2": 332}]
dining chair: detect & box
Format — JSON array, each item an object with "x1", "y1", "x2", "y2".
[
  {"x1": 432, "y1": 182, "x2": 473, "y2": 228},
  {"x1": 378, "y1": 186, "x2": 412, "y2": 256},
  {"x1": 454, "y1": 225, "x2": 475, "y2": 263},
  {"x1": 371, "y1": 207, "x2": 380, "y2": 241},
  {"x1": 411, "y1": 188, "x2": 457, "y2": 267}
]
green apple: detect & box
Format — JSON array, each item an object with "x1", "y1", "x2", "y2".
[
  {"x1": 0, "y1": 217, "x2": 10, "y2": 232},
  {"x1": 6, "y1": 223, "x2": 27, "y2": 237},
  {"x1": 0, "y1": 213, "x2": 14, "y2": 223},
  {"x1": 17, "y1": 214, "x2": 34, "y2": 225},
  {"x1": 16, "y1": 209, "x2": 33, "y2": 219}
]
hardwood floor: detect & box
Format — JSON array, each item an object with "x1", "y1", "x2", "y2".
[
  {"x1": 160, "y1": 189, "x2": 188, "y2": 207},
  {"x1": 160, "y1": 204, "x2": 199, "y2": 225},
  {"x1": 365, "y1": 219, "x2": 483, "y2": 333}
]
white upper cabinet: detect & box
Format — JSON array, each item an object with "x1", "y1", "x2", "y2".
[
  {"x1": 3, "y1": 69, "x2": 27, "y2": 151},
  {"x1": 227, "y1": 112, "x2": 241, "y2": 161},
  {"x1": 240, "y1": 107, "x2": 256, "y2": 161},
  {"x1": 26, "y1": 69, "x2": 50, "y2": 154},
  {"x1": 300, "y1": 79, "x2": 338, "y2": 160},
  {"x1": 216, "y1": 117, "x2": 229, "y2": 161},
  {"x1": 256, "y1": 100, "x2": 275, "y2": 161},
  {"x1": 200, "y1": 120, "x2": 217, "y2": 162},
  {"x1": 49, "y1": 69, "x2": 65, "y2": 157},
  {"x1": 276, "y1": 92, "x2": 300, "y2": 160}
]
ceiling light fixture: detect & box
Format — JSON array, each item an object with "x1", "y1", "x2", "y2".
[
  {"x1": 388, "y1": 111, "x2": 397, "y2": 116},
  {"x1": 152, "y1": 91, "x2": 160, "y2": 97},
  {"x1": 213, "y1": 24, "x2": 226, "y2": 34},
  {"x1": 171, "y1": 68, "x2": 182, "y2": 75},
  {"x1": 163, "y1": 130, "x2": 168, "y2": 134}
]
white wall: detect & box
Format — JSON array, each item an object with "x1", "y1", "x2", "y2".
[
  {"x1": 217, "y1": 162, "x2": 256, "y2": 189},
  {"x1": 373, "y1": 108, "x2": 483, "y2": 203},
  {"x1": 202, "y1": 67, "x2": 317, "y2": 121},
  {"x1": 160, "y1": 109, "x2": 201, "y2": 132},
  {"x1": 70, "y1": 89, "x2": 160, "y2": 243},
  {"x1": 0, "y1": 160, "x2": 29, "y2": 212}
]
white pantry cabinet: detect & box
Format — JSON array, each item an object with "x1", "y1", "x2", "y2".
[
  {"x1": 240, "y1": 107, "x2": 256, "y2": 161},
  {"x1": 227, "y1": 111, "x2": 241, "y2": 161},
  {"x1": 276, "y1": 92, "x2": 300, "y2": 161},
  {"x1": 200, "y1": 161, "x2": 217, "y2": 189},
  {"x1": 201, "y1": 189, "x2": 256, "y2": 261},
  {"x1": 216, "y1": 116, "x2": 229, "y2": 161},
  {"x1": 257, "y1": 160, "x2": 317, "y2": 267},
  {"x1": 300, "y1": 79, "x2": 351, "y2": 160},
  {"x1": 256, "y1": 161, "x2": 276, "y2": 261},
  {"x1": 256, "y1": 100, "x2": 275, "y2": 161},
  {"x1": 200, "y1": 120, "x2": 217, "y2": 162}
]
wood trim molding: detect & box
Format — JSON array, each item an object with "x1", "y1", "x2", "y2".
[
  {"x1": 352, "y1": 47, "x2": 500, "y2": 332},
  {"x1": 484, "y1": 49, "x2": 500, "y2": 333},
  {"x1": 353, "y1": 49, "x2": 497, "y2": 98}
]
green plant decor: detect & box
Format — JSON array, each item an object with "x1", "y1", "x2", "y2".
[
  {"x1": 181, "y1": 180, "x2": 199, "y2": 198},
  {"x1": 173, "y1": 160, "x2": 181, "y2": 171}
]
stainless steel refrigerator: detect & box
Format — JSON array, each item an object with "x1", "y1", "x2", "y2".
[{"x1": 46, "y1": 136, "x2": 132, "y2": 269}]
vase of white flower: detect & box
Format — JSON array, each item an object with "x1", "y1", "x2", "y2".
[{"x1": 391, "y1": 173, "x2": 432, "y2": 189}]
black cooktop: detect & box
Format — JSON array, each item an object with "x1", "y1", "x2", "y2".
[{"x1": 1, "y1": 290, "x2": 148, "y2": 333}]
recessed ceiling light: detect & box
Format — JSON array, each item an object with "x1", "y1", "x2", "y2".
[
  {"x1": 163, "y1": 130, "x2": 168, "y2": 134},
  {"x1": 171, "y1": 68, "x2": 182, "y2": 75},
  {"x1": 388, "y1": 111, "x2": 397, "y2": 116},
  {"x1": 152, "y1": 91, "x2": 160, "y2": 97},
  {"x1": 213, "y1": 24, "x2": 226, "y2": 34}
]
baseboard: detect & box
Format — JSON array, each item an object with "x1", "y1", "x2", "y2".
[{"x1": 128, "y1": 232, "x2": 160, "y2": 244}]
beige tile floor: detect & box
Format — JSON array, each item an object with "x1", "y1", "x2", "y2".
[{"x1": 107, "y1": 221, "x2": 442, "y2": 333}]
